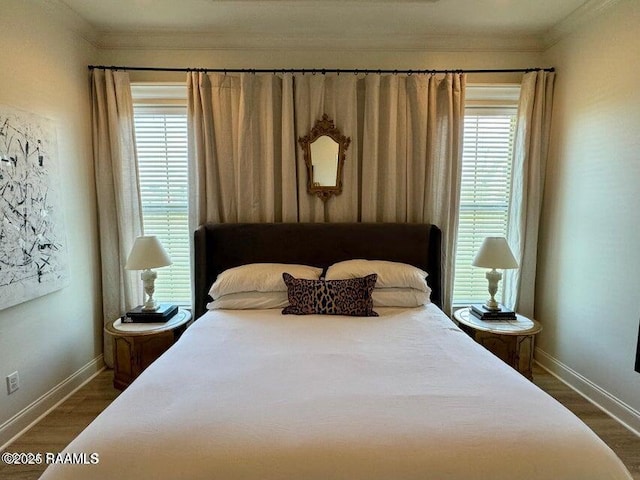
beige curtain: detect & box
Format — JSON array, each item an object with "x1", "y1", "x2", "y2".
[
  {"x1": 91, "y1": 69, "x2": 143, "y2": 367},
  {"x1": 187, "y1": 72, "x2": 297, "y2": 226},
  {"x1": 188, "y1": 72, "x2": 465, "y2": 312},
  {"x1": 294, "y1": 75, "x2": 359, "y2": 222},
  {"x1": 361, "y1": 73, "x2": 465, "y2": 312},
  {"x1": 504, "y1": 71, "x2": 556, "y2": 317},
  {"x1": 362, "y1": 74, "x2": 429, "y2": 222}
]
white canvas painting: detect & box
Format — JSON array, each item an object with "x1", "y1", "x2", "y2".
[{"x1": 0, "y1": 105, "x2": 69, "y2": 310}]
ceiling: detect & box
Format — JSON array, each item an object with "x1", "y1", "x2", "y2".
[{"x1": 52, "y1": 0, "x2": 604, "y2": 50}]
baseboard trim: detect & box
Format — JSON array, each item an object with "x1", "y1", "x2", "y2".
[
  {"x1": 0, "y1": 355, "x2": 105, "y2": 451},
  {"x1": 535, "y1": 348, "x2": 640, "y2": 437}
]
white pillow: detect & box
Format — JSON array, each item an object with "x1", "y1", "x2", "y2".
[
  {"x1": 209, "y1": 263, "x2": 323, "y2": 299},
  {"x1": 325, "y1": 260, "x2": 429, "y2": 292},
  {"x1": 207, "y1": 291, "x2": 289, "y2": 310},
  {"x1": 372, "y1": 288, "x2": 431, "y2": 307}
]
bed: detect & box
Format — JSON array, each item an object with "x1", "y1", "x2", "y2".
[{"x1": 40, "y1": 223, "x2": 631, "y2": 480}]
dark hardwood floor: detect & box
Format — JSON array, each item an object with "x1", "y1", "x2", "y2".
[{"x1": 1, "y1": 365, "x2": 638, "y2": 479}]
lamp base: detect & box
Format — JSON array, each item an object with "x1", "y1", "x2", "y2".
[
  {"x1": 483, "y1": 300, "x2": 501, "y2": 311},
  {"x1": 484, "y1": 269, "x2": 503, "y2": 311},
  {"x1": 140, "y1": 269, "x2": 158, "y2": 311}
]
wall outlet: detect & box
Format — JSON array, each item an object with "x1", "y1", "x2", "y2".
[{"x1": 6, "y1": 371, "x2": 19, "y2": 395}]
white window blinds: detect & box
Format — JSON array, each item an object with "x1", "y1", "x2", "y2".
[
  {"x1": 453, "y1": 85, "x2": 519, "y2": 306},
  {"x1": 133, "y1": 103, "x2": 191, "y2": 305}
]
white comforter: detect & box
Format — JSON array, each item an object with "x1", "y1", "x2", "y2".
[{"x1": 41, "y1": 306, "x2": 632, "y2": 479}]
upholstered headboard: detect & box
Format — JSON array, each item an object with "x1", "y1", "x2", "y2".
[{"x1": 193, "y1": 223, "x2": 442, "y2": 318}]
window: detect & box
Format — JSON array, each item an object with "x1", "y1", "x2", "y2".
[
  {"x1": 453, "y1": 85, "x2": 520, "y2": 306},
  {"x1": 132, "y1": 85, "x2": 190, "y2": 305}
]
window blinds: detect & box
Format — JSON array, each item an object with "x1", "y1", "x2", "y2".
[
  {"x1": 453, "y1": 109, "x2": 516, "y2": 305},
  {"x1": 133, "y1": 106, "x2": 191, "y2": 304}
]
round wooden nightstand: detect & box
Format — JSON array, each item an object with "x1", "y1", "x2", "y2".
[
  {"x1": 105, "y1": 308, "x2": 191, "y2": 390},
  {"x1": 453, "y1": 307, "x2": 542, "y2": 380}
]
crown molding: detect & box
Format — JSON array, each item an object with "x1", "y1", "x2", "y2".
[
  {"x1": 40, "y1": 0, "x2": 623, "y2": 54},
  {"x1": 41, "y1": 0, "x2": 554, "y2": 53},
  {"x1": 544, "y1": 0, "x2": 622, "y2": 49},
  {"x1": 94, "y1": 30, "x2": 544, "y2": 53}
]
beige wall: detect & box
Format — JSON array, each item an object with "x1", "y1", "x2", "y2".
[
  {"x1": 538, "y1": 0, "x2": 640, "y2": 426},
  {"x1": 0, "y1": 1, "x2": 101, "y2": 444}
]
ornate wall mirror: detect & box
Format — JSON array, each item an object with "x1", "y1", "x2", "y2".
[{"x1": 298, "y1": 114, "x2": 350, "y2": 202}]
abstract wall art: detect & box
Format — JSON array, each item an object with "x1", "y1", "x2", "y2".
[{"x1": 0, "y1": 104, "x2": 69, "y2": 310}]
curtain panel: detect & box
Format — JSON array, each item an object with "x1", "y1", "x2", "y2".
[
  {"x1": 360, "y1": 74, "x2": 465, "y2": 311},
  {"x1": 187, "y1": 72, "x2": 465, "y2": 312},
  {"x1": 91, "y1": 69, "x2": 143, "y2": 367},
  {"x1": 293, "y1": 74, "x2": 360, "y2": 222},
  {"x1": 187, "y1": 72, "x2": 297, "y2": 227},
  {"x1": 504, "y1": 70, "x2": 556, "y2": 317}
]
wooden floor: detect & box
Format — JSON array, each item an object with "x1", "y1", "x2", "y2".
[
  {"x1": 1, "y1": 365, "x2": 638, "y2": 479},
  {"x1": 0, "y1": 371, "x2": 120, "y2": 480},
  {"x1": 533, "y1": 366, "x2": 640, "y2": 478}
]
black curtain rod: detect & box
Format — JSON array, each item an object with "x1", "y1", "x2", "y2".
[{"x1": 87, "y1": 65, "x2": 554, "y2": 75}]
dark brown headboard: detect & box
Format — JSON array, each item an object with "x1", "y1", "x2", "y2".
[{"x1": 193, "y1": 223, "x2": 442, "y2": 318}]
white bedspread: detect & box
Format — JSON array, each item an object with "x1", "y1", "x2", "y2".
[{"x1": 40, "y1": 306, "x2": 632, "y2": 479}]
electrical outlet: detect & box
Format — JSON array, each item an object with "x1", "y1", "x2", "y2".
[{"x1": 6, "y1": 371, "x2": 19, "y2": 395}]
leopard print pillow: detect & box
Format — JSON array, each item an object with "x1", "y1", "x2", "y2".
[{"x1": 282, "y1": 273, "x2": 378, "y2": 317}]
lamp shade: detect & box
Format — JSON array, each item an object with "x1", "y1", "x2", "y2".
[
  {"x1": 472, "y1": 237, "x2": 518, "y2": 269},
  {"x1": 125, "y1": 235, "x2": 172, "y2": 270}
]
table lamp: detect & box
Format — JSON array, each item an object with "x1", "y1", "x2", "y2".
[
  {"x1": 125, "y1": 235, "x2": 172, "y2": 311},
  {"x1": 472, "y1": 236, "x2": 518, "y2": 311}
]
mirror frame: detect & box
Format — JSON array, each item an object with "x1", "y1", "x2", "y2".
[{"x1": 298, "y1": 114, "x2": 351, "y2": 202}]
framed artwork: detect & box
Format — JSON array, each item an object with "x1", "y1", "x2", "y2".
[{"x1": 0, "y1": 104, "x2": 69, "y2": 310}]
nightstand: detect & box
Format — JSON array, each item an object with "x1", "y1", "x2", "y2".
[
  {"x1": 105, "y1": 308, "x2": 191, "y2": 390},
  {"x1": 453, "y1": 307, "x2": 542, "y2": 380}
]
